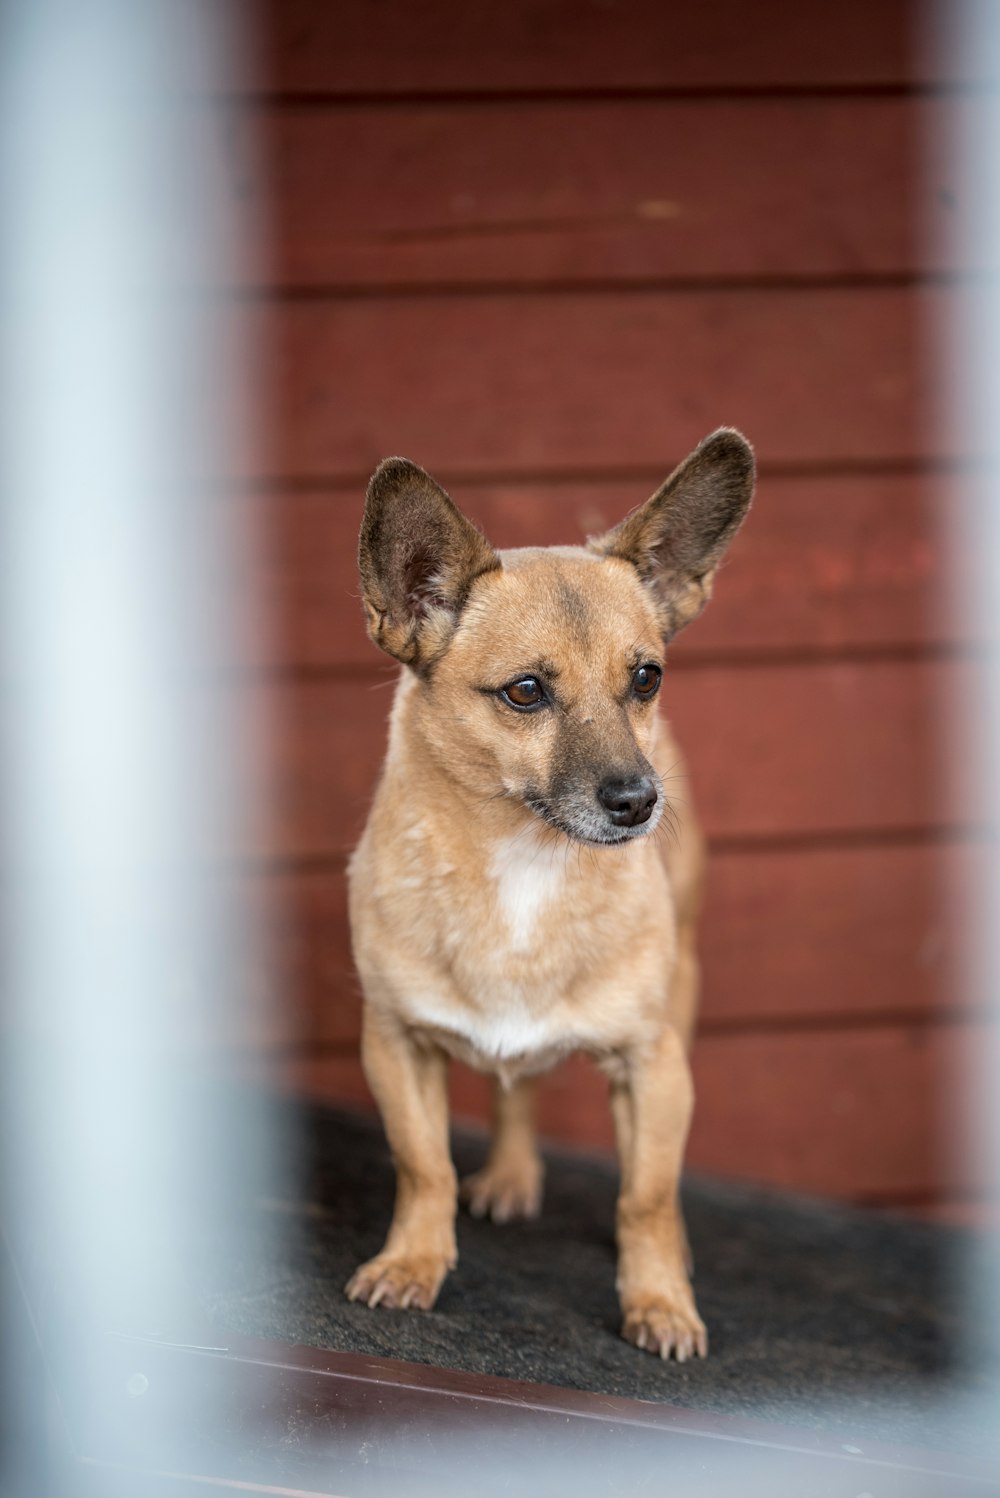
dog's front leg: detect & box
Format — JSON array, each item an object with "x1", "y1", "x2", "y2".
[
  {"x1": 611, "y1": 1026, "x2": 707, "y2": 1360},
  {"x1": 345, "y1": 1008, "x2": 457, "y2": 1311},
  {"x1": 459, "y1": 1077, "x2": 544, "y2": 1222}
]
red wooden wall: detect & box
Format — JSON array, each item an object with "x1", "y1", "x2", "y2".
[{"x1": 218, "y1": 0, "x2": 988, "y2": 1215}]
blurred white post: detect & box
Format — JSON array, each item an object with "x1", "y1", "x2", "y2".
[
  {"x1": 927, "y1": 0, "x2": 1000, "y2": 1399},
  {"x1": 0, "y1": 0, "x2": 269, "y2": 1484}
]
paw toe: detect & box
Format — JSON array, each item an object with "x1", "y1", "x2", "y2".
[
  {"x1": 345, "y1": 1253, "x2": 449, "y2": 1311},
  {"x1": 623, "y1": 1303, "x2": 708, "y2": 1362},
  {"x1": 459, "y1": 1165, "x2": 543, "y2": 1224}
]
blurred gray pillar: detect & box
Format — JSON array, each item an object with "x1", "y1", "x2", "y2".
[
  {"x1": 927, "y1": 0, "x2": 1000, "y2": 1402},
  {"x1": 0, "y1": 0, "x2": 270, "y2": 1488}
]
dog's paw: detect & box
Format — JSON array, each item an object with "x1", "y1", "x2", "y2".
[
  {"x1": 344, "y1": 1251, "x2": 452, "y2": 1311},
  {"x1": 460, "y1": 1158, "x2": 544, "y2": 1223},
  {"x1": 622, "y1": 1298, "x2": 708, "y2": 1363}
]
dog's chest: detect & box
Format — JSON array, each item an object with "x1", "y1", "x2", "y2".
[
  {"x1": 405, "y1": 989, "x2": 578, "y2": 1077},
  {"x1": 401, "y1": 829, "x2": 609, "y2": 1073},
  {"x1": 486, "y1": 832, "x2": 568, "y2": 953}
]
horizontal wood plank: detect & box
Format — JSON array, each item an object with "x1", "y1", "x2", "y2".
[
  {"x1": 236, "y1": 838, "x2": 978, "y2": 1050},
  {"x1": 237, "y1": 868, "x2": 357, "y2": 1050},
  {"x1": 244, "y1": 658, "x2": 973, "y2": 859},
  {"x1": 690, "y1": 1021, "x2": 978, "y2": 1197},
  {"x1": 253, "y1": 1017, "x2": 984, "y2": 1200},
  {"x1": 244, "y1": 288, "x2": 946, "y2": 480},
  {"x1": 233, "y1": 470, "x2": 967, "y2": 669},
  {"x1": 228, "y1": 97, "x2": 965, "y2": 287},
  {"x1": 701, "y1": 839, "x2": 978, "y2": 1026},
  {"x1": 254, "y1": 0, "x2": 926, "y2": 95}
]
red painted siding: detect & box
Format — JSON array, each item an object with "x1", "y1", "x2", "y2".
[{"x1": 221, "y1": 0, "x2": 982, "y2": 1210}]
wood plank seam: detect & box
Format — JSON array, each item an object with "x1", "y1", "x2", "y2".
[
  {"x1": 228, "y1": 270, "x2": 970, "y2": 301},
  {"x1": 240, "y1": 824, "x2": 992, "y2": 877},
  {"x1": 273, "y1": 1006, "x2": 986, "y2": 1053},
  {"x1": 223, "y1": 83, "x2": 987, "y2": 107},
  {"x1": 221, "y1": 643, "x2": 984, "y2": 686},
  {"x1": 225, "y1": 456, "x2": 996, "y2": 492}
]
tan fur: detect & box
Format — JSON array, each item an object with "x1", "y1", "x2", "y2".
[{"x1": 345, "y1": 430, "x2": 754, "y2": 1360}]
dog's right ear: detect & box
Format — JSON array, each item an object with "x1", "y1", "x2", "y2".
[
  {"x1": 359, "y1": 458, "x2": 501, "y2": 670},
  {"x1": 588, "y1": 428, "x2": 754, "y2": 641}
]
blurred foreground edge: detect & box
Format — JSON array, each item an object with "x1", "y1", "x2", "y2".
[{"x1": 4, "y1": 1222, "x2": 996, "y2": 1498}]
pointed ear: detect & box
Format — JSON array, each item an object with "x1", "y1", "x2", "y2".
[
  {"x1": 358, "y1": 457, "x2": 501, "y2": 669},
  {"x1": 589, "y1": 427, "x2": 755, "y2": 640}
]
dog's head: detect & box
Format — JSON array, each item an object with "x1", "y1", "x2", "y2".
[{"x1": 358, "y1": 429, "x2": 754, "y2": 846}]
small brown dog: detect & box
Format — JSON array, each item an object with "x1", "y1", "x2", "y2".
[{"x1": 346, "y1": 429, "x2": 754, "y2": 1360}]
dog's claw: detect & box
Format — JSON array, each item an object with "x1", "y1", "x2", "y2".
[
  {"x1": 345, "y1": 1251, "x2": 452, "y2": 1312},
  {"x1": 344, "y1": 1271, "x2": 366, "y2": 1304},
  {"x1": 623, "y1": 1300, "x2": 707, "y2": 1363}
]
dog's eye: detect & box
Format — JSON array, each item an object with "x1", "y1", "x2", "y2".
[
  {"x1": 631, "y1": 664, "x2": 662, "y2": 699},
  {"x1": 500, "y1": 677, "x2": 545, "y2": 710}
]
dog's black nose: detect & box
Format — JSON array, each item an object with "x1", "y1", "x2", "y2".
[{"x1": 597, "y1": 776, "x2": 658, "y2": 827}]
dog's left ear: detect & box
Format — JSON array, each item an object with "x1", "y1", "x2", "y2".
[
  {"x1": 359, "y1": 457, "x2": 501, "y2": 670},
  {"x1": 589, "y1": 428, "x2": 755, "y2": 640}
]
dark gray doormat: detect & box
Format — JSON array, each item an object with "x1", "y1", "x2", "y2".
[{"x1": 200, "y1": 1101, "x2": 997, "y2": 1462}]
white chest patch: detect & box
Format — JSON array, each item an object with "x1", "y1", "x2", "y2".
[
  {"x1": 406, "y1": 990, "x2": 568, "y2": 1063},
  {"x1": 488, "y1": 830, "x2": 567, "y2": 952}
]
